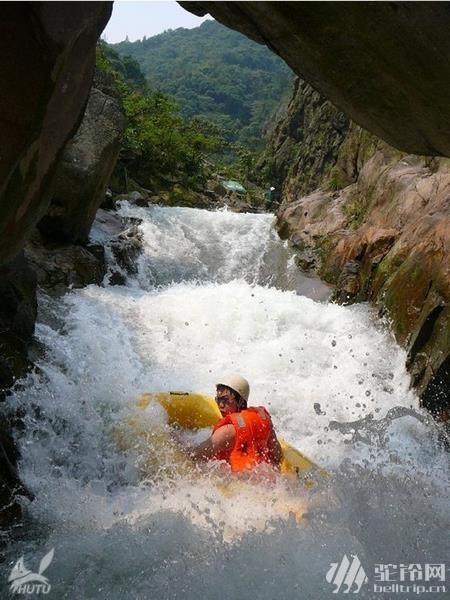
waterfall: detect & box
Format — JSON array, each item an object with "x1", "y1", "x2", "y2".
[{"x1": 2, "y1": 204, "x2": 448, "y2": 599}]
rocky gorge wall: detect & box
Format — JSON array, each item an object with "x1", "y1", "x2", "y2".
[
  {"x1": 0, "y1": 3, "x2": 115, "y2": 391},
  {"x1": 266, "y1": 81, "x2": 450, "y2": 419},
  {"x1": 0, "y1": 3, "x2": 112, "y2": 266},
  {"x1": 256, "y1": 78, "x2": 351, "y2": 200}
]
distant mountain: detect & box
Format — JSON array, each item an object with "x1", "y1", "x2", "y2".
[{"x1": 111, "y1": 20, "x2": 294, "y2": 150}]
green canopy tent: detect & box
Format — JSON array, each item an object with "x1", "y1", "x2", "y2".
[{"x1": 222, "y1": 180, "x2": 246, "y2": 194}]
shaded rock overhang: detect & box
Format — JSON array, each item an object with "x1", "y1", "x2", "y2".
[
  {"x1": 0, "y1": 1, "x2": 112, "y2": 266},
  {"x1": 179, "y1": 1, "x2": 450, "y2": 158}
]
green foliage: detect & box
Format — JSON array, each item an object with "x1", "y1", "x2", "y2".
[
  {"x1": 342, "y1": 196, "x2": 367, "y2": 229},
  {"x1": 96, "y1": 43, "x2": 146, "y2": 89},
  {"x1": 214, "y1": 143, "x2": 256, "y2": 182},
  {"x1": 111, "y1": 20, "x2": 293, "y2": 151},
  {"x1": 325, "y1": 166, "x2": 349, "y2": 192},
  {"x1": 96, "y1": 42, "x2": 225, "y2": 192}
]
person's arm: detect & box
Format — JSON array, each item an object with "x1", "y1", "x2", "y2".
[
  {"x1": 267, "y1": 427, "x2": 283, "y2": 467},
  {"x1": 180, "y1": 424, "x2": 236, "y2": 462}
]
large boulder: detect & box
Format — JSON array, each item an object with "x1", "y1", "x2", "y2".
[
  {"x1": 180, "y1": 1, "x2": 450, "y2": 157},
  {"x1": 38, "y1": 79, "x2": 126, "y2": 244},
  {"x1": 0, "y1": 2, "x2": 112, "y2": 266},
  {"x1": 0, "y1": 253, "x2": 37, "y2": 395},
  {"x1": 24, "y1": 230, "x2": 106, "y2": 297}
]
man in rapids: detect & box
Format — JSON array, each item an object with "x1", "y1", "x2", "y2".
[{"x1": 177, "y1": 374, "x2": 283, "y2": 472}]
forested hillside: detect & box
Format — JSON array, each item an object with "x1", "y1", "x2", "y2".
[
  {"x1": 111, "y1": 20, "x2": 294, "y2": 150},
  {"x1": 96, "y1": 42, "x2": 224, "y2": 198}
]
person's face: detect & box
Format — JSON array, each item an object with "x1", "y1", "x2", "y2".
[{"x1": 215, "y1": 385, "x2": 238, "y2": 416}]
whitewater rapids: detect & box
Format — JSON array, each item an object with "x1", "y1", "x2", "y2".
[{"x1": 1, "y1": 204, "x2": 449, "y2": 599}]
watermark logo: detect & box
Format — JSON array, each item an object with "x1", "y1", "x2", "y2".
[
  {"x1": 8, "y1": 548, "x2": 54, "y2": 595},
  {"x1": 373, "y1": 562, "x2": 446, "y2": 595},
  {"x1": 326, "y1": 554, "x2": 367, "y2": 594},
  {"x1": 326, "y1": 556, "x2": 447, "y2": 595}
]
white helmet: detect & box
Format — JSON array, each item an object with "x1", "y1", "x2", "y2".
[{"x1": 216, "y1": 373, "x2": 250, "y2": 402}]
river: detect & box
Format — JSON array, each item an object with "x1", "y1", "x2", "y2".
[{"x1": 1, "y1": 204, "x2": 449, "y2": 599}]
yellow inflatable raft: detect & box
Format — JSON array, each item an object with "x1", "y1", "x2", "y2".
[{"x1": 115, "y1": 391, "x2": 326, "y2": 486}]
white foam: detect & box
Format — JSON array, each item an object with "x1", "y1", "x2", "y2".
[{"x1": 3, "y1": 205, "x2": 449, "y2": 598}]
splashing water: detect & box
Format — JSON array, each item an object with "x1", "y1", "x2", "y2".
[{"x1": 1, "y1": 204, "x2": 449, "y2": 599}]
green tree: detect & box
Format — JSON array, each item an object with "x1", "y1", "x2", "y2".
[
  {"x1": 96, "y1": 42, "x2": 225, "y2": 191},
  {"x1": 111, "y1": 20, "x2": 293, "y2": 151}
]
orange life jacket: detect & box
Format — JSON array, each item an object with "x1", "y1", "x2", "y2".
[{"x1": 212, "y1": 406, "x2": 274, "y2": 472}]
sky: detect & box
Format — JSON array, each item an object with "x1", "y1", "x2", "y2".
[{"x1": 101, "y1": 1, "x2": 213, "y2": 43}]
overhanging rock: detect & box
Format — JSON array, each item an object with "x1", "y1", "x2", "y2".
[{"x1": 180, "y1": 1, "x2": 450, "y2": 157}]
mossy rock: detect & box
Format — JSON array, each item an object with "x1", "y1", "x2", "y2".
[
  {"x1": 317, "y1": 235, "x2": 343, "y2": 283},
  {"x1": 376, "y1": 254, "x2": 432, "y2": 344},
  {"x1": 342, "y1": 196, "x2": 368, "y2": 229},
  {"x1": 324, "y1": 165, "x2": 352, "y2": 192},
  {"x1": 160, "y1": 185, "x2": 212, "y2": 209}
]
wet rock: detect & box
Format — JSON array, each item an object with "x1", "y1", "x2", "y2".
[
  {"x1": 24, "y1": 230, "x2": 106, "y2": 296},
  {"x1": 109, "y1": 224, "x2": 144, "y2": 279},
  {"x1": 294, "y1": 251, "x2": 317, "y2": 272},
  {"x1": 89, "y1": 208, "x2": 127, "y2": 243},
  {"x1": 101, "y1": 188, "x2": 115, "y2": 211},
  {"x1": 127, "y1": 191, "x2": 148, "y2": 207},
  {"x1": 0, "y1": 253, "x2": 37, "y2": 395},
  {"x1": 313, "y1": 403, "x2": 325, "y2": 416},
  {"x1": 333, "y1": 261, "x2": 362, "y2": 304},
  {"x1": 0, "y1": 423, "x2": 33, "y2": 526},
  {"x1": 108, "y1": 272, "x2": 127, "y2": 287},
  {"x1": 114, "y1": 191, "x2": 149, "y2": 208},
  {"x1": 38, "y1": 84, "x2": 126, "y2": 244}
]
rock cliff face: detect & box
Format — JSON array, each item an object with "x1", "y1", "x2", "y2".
[
  {"x1": 256, "y1": 78, "x2": 350, "y2": 199},
  {"x1": 274, "y1": 110, "x2": 450, "y2": 417},
  {"x1": 180, "y1": 1, "x2": 450, "y2": 157},
  {"x1": 38, "y1": 71, "x2": 126, "y2": 244},
  {"x1": 0, "y1": 1, "x2": 114, "y2": 396},
  {"x1": 0, "y1": 5, "x2": 118, "y2": 396},
  {"x1": 1, "y1": 73, "x2": 124, "y2": 394},
  {"x1": 0, "y1": 2, "x2": 112, "y2": 266}
]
